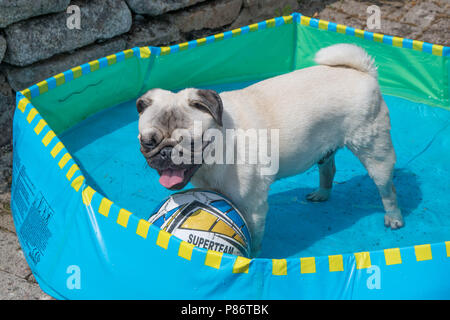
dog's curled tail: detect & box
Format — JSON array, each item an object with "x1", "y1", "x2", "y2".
[{"x1": 314, "y1": 44, "x2": 378, "y2": 78}]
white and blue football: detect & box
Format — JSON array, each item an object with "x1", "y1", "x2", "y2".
[{"x1": 148, "y1": 189, "x2": 251, "y2": 257}]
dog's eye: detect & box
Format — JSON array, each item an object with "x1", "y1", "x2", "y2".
[{"x1": 142, "y1": 138, "x2": 157, "y2": 149}]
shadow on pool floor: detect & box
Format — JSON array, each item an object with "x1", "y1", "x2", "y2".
[{"x1": 260, "y1": 168, "x2": 422, "y2": 258}]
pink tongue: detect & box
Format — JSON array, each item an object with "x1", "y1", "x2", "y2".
[{"x1": 159, "y1": 169, "x2": 185, "y2": 188}]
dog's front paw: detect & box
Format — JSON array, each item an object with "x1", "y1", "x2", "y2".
[
  {"x1": 306, "y1": 188, "x2": 331, "y2": 202},
  {"x1": 384, "y1": 209, "x2": 404, "y2": 229}
]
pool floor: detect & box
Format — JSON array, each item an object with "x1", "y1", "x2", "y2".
[{"x1": 59, "y1": 82, "x2": 450, "y2": 259}]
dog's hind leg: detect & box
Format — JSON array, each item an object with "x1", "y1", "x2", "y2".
[
  {"x1": 306, "y1": 151, "x2": 336, "y2": 202},
  {"x1": 349, "y1": 133, "x2": 404, "y2": 229}
]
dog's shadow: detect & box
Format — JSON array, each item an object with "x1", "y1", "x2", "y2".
[{"x1": 260, "y1": 169, "x2": 421, "y2": 258}]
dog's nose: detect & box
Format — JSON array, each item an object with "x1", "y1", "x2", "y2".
[{"x1": 159, "y1": 146, "x2": 172, "y2": 160}]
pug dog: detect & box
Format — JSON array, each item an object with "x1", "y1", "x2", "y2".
[{"x1": 137, "y1": 43, "x2": 403, "y2": 257}]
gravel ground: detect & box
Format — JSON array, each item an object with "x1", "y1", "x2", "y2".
[{"x1": 0, "y1": 0, "x2": 448, "y2": 300}]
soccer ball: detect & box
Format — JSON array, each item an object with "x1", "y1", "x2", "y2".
[{"x1": 148, "y1": 189, "x2": 251, "y2": 257}]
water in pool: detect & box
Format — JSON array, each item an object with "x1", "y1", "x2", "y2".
[{"x1": 59, "y1": 81, "x2": 450, "y2": 259}]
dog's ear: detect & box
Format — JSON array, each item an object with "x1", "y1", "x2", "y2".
[
  {"x1": 136, "y1": 97, "x2": 152, "y2": 114},
  {"x1": 189, "y1": 89, "x2": 223, "y2": 126}
]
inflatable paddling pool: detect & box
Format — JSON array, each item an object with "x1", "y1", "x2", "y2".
[{"x1": 11, "y1": 13, "x2": 450, "y2": 299}]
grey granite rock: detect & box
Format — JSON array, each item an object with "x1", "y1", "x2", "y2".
[
  {"x1": 127, "y1": 17, "x2": 183, "y2": 48},
  {"x1": 170, "y1": 0, "x2": 243, "y2": 33},
  {"x1": 125, "y1": 0, "x2": 207, "y2": 16},
  {"x1": 3, "y1": 0, "x2": 132, "y2": 66},
  {"x1": 316, "y1": 1, "x2": 432, "y2": 43},
  {"x1": 0, "y1": 0, "x2": 70, "y2": 28},
  {"x1": 0, "y1": 73, "x2": 14, "y2": 147},
  {"x1": 317, "y1": 8, "x2": 366, "y2": 29},
  {"x1": 295, "y1": 0, "x2": 337, "y2": 18},
  {"x1": 0, "y1": 145, "x2": 12, "y2": 205},
  {"x1": 4, "y1": 37, "x2": 127, "y2": 91},
  {"x1": 0, "y1": 36, "x2": 6, "y2": 63},
  {"x1": 421, "y1": 17, "x2": 450, "y2": 46},
  {"x1": 231, "y1": 0, "x2": 298, "y2": 29},
  {"x1": 400, "y1": 1, "x2": 442, "y2": 28},
  {"x1": 304, "y1": 0, "x2": 413, "y2": 22}
]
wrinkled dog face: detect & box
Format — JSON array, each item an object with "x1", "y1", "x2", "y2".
[{"x1": 137, "y1": 88, "x2": 223, "y2": 190}]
